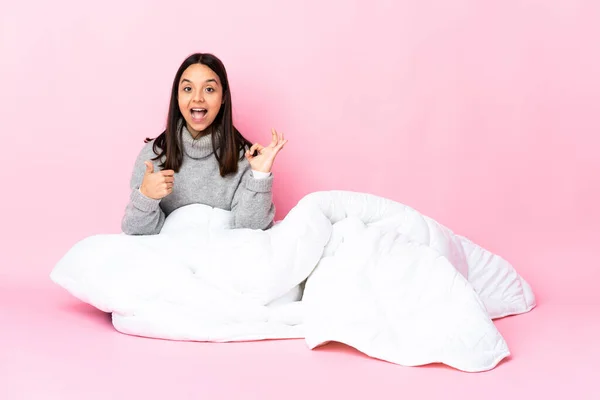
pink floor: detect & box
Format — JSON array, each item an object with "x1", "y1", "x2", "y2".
[{"x1": 1, "y1": 272, "x2": 598, "y2": 400}]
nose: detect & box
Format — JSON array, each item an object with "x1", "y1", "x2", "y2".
[{"x1": 193, "y1": 89, "x2": 204, "y2": 103}]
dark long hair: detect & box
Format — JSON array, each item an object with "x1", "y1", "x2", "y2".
[{"x1": 145, "y1": 53, "x2": 252, "y2": 176}]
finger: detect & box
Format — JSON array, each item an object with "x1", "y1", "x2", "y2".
[
  {"x1": 160, "y1": 170, "x2": 175, "y2": 177},
  {"x1": 275, "y1": 139, "x2": 288, "y2": 151},
  {"x1": 276, "y1": 132, "x2": 285, "y2": 148},
  {"x1": 163, "y1": 176, "x2": 175, "y2": 184},
  {"x1": 249, "y1": 143, "x2": 263, "y2": 157},
  {"x1": 270, "y1": 128, "x2": 279, "y2": 147},
  {"x1": 144, "y1": 161, "x2": 154, "y2": 175}
]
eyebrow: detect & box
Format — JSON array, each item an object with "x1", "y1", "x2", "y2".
[{"x1": 180, "y1": 78, "x2": 219, "y2": 86}]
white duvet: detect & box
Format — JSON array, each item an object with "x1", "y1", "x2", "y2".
[{"x1": 50, "y1": 190, "x2": 535, "y2": 372}]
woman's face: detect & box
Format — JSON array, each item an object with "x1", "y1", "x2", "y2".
[{"x1": 178, "y1": 63, "x2": 223, "y2": 137}]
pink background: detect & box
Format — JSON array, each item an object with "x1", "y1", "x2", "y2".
[
  {"x1": 2, "y1": 2, "x2": 599, "y2": 305},
  {"x1": 2, "y1": 1, "x2": 600, "y2": 399}
]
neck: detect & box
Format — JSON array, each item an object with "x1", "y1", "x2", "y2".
[
  {"x1": 181, "y1": 124, "x2": 218, "y2": 159},
  {"x1": 187, "y1": 123, "x2": 211, "y2": 139}
]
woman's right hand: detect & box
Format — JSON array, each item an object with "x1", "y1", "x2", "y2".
[{"x1": 140, "y1": 161, "x2": 174, "y2": 200}]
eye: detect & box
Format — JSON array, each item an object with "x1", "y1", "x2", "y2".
[
  {"x1": 182, "y1": 87, "x2": 192, "y2": 92},
  {"x1": 205, "y1": 87, "x2": 215, "y2": 93}
]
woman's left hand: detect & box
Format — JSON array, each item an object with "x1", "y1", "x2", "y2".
[{"x1": 245, "y1": 128, "x2": 288, "y2": 173}]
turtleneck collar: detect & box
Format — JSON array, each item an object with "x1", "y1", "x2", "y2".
[{"x1": 181, "y1": 123, "x2": 220, "y2": 159}]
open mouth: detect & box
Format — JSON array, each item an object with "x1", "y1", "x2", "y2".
[{"x1": 190, "y1": 108, "x2": 207, "y2": 121}]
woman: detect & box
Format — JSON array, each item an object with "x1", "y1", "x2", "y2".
[{"x1": 121, "y1": 53, "x2": 287, "y2": 235}]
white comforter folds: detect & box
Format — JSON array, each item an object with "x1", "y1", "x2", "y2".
[{"x1": 50, "y1": 190, "x2": 535, "y2": 372}]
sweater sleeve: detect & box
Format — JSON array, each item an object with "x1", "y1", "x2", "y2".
[
  {"x1": 121, "y1": 146, "x2": 166, "y2": 235},
  {"x1": 230, "y1": 163, "x2": 276, "y2": 230}
]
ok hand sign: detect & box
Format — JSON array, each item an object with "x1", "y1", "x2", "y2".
[{"x1": 245, "y1": 128, "x2": 288, "y2": 173}]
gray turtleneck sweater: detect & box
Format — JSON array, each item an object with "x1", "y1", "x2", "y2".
[{"x1": 121, "y1": 126, "x2": 275, "y2": 235}]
